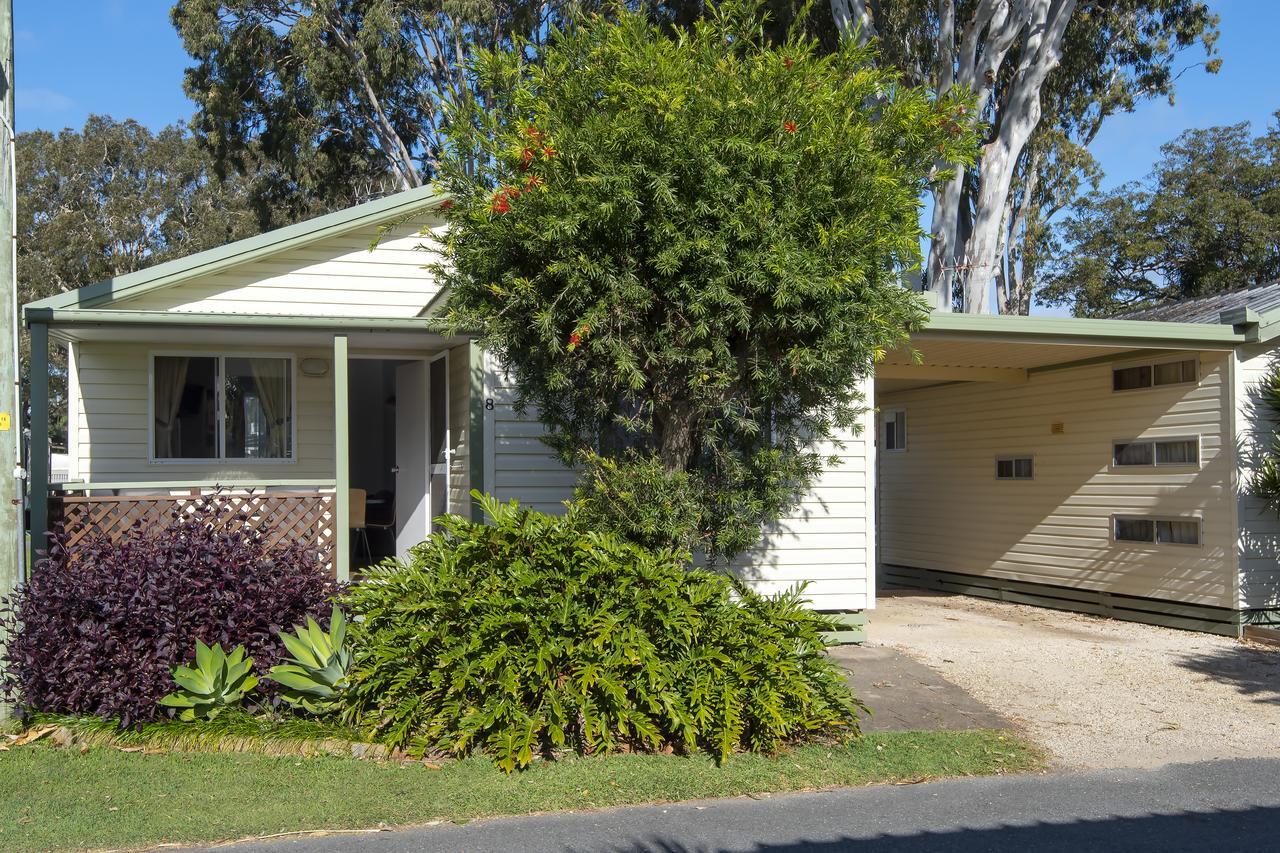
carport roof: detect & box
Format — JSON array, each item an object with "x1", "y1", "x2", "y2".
[{"x1": 877, "y1": 308, "x2": 1265, "y2": 392}]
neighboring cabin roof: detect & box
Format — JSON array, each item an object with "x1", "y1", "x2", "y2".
[
  {"x1": 24, "y1": 184, "x2": 449, "y2": 317},
  {"x1": 1114, "y1": 282, "x2": 1280, "y2": 324}
]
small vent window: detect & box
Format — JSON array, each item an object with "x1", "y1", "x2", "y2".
[
  {"x1": 996, "y1": 457, "x2": 1033, "y2": 480},
  {"x1": 1113, "y1": 358, "x2": 1197, "y2": 392},
  {"x1": 883, "y1": 409, "x2": 906, "y2": 452}
]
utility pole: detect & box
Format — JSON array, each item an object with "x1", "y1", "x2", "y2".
[{"x1": 0, "y1": 0, "x2": 19, "y2": 725}]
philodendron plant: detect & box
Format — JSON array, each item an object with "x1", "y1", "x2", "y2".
[
  {"x1": 265, "y1": 605, "x2": 352, "y2": 714},
  {"x1": 159, "y1": 641, "x2": 258, "y2": 721}
]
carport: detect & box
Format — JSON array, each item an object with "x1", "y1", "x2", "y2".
[{"x1": 871, "y1": 309, "x2": 1253, "y2": 635}]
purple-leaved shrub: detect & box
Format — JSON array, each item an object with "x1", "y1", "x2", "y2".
[{"x1": 1, "y1": 496, "x2": 338, "y2": 726}]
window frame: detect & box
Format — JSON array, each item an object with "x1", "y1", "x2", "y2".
[
  {"x1": 995, "y1": 455, "x2": 1034, "y2": 480},
  {"x1": 148, "y1": 351, "x2": 298, "y2": 465},
  {"x1": 1110, "y1": 514, "x2": 1202, "y2": 547},
  {"x1": 1111, "y1": 356, "x2": 1199, "y2": 393},
  {"x1": 881, "y1": 408, "x2": 907, "y2": 453},
  {"x1": 1110, "y1": 436, "x2": 1201, "y2": 469}
]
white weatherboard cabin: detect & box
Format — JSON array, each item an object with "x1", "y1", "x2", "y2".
[{"x1": 22, "y1": 185, "x2": 1280, "y2": 638}]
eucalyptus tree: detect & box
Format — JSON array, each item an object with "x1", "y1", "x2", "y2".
[
  {"x1": 172, "y1": 0, "x2": 601, "y2": 195},
  {"x1": 831, "y1": 0, "x2": 1220, "y2": 313}
]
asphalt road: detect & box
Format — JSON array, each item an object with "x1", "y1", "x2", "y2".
[{"x1": 212, "y1": 757, "x2": 1280, "y2": 852}]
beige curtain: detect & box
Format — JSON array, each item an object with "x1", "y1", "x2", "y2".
[
  {"x1": 250, "y1": 358, "x2": 290, "y2": 458},
  {"x1": 153, "y1": 357, "x2": 189, "y2": 457}
]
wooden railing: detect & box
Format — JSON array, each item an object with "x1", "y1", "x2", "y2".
[{"x1": 49, "y1": 485, "x2": 337, "y2": 573}]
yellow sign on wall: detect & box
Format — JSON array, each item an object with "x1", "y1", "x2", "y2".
[{"x1": 0, "y1": 412, "x2": 9, "y2": 431}]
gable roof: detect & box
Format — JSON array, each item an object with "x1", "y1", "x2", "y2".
[
  {"x1": 24, "y1": 184, "x2": 449, "y2": 315},
  {"x1": 1114, "y1": 282, "x2": 1280, "y2": 324}
]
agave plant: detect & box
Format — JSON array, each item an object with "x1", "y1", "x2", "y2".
[
  {"x1": 159, "y1": 641, "x2": 258, "y2": 721},
  {"x1": 266, "y1": 605, "x2": 352, "y2": 714}
]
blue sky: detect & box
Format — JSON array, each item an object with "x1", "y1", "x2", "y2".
[{"x1": 17, "y1": 1, "x2": 1277, "y2": 187}]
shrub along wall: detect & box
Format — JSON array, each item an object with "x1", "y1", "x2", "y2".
[{"x1": 340, "y1": 493, "x2": 863, "y2": 772}]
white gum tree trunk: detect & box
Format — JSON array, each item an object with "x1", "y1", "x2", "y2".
[{"x1": 837, "y1": 0, "x2": 1079, "y2": 312}]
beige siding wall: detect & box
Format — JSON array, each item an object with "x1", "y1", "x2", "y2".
[
  {"x1": 878, "y1": 351, "x2": 1237, "y2": 609},
  {"x1": 447, "y1": 344, "x2": 471, "y2": 515},
  {"x1": 484, "y1": 352, "x2": 577, "y2": 515},
  {"x1": 72, "y1": 341, "x2": 337, "y2": 483},
  {"x1": 113, "y1": 220, "x2": 445, "y2": 317},
  {"x1": 1234, "y1": 344, "x2": 1280, "y2": 610},
  {"x1": 730, "y1": 385, "x2": 876, "y2": 612},
  {"x1": 484, "y1": 351, "x2": 875, "y2": 610}
]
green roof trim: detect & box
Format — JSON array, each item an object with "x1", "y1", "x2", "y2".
[
  {"x1": 24, "y1": 184, "x2": 450, "y2": 314},
  {"x1": 917, "y1": 310, "x2": 1247, "y2": 349},
  {"x1": 24, "y1": 308, "x2": 473, "y2": 336}
]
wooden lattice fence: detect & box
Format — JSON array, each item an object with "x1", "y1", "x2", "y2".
[{"x1": 51, "y1": 490, "x2": 336, "y2": 573}]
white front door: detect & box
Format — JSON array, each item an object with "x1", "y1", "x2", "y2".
[{"x1": 394, "y1": 361, "x2": 430, "y2": 556}]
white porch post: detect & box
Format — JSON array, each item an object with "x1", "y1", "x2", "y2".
[{"x1": 333, "y1": 335, "x2": 350, "y2": 582}]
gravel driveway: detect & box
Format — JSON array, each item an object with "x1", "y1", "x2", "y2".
[{"x1": 870, "y1": 590, "x2": 1280, "y2": 769}]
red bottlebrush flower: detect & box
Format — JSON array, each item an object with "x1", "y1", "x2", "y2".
[
  {"x1": 519, "y1": 148, "x2": 535, "y2": 171},
  {"x1": 504, "y1": 184, "x2": 521, "y2": 198},
  {"x1": 542, "y1": 145, "x2": 557, "y2": 158},
  {"x1": 524, "y1": 126, "x2": 542, "y2": 139},
  {"x1": 438, "y1": 198, "x2": 454, "y2": 211},
  {"x1": 569, "y1": 332, "x2": 582, "y2": 346},
  {"x1": 783, "y1": 120, "x2": 797, "y2": 133},
  {"x1": 525, "y1": 175, "x2": 543, "y2": 191},
  {"x1": 783, "y1": 56, "x2": 794, "y2": 70},
  {"x1": 491, "y1": 196, "x2": 510, "y2": 214}
]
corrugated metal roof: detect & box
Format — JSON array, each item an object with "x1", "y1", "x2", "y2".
[{"x1": 1114, "y1": 282, "x2": 1280, "y2": 324}]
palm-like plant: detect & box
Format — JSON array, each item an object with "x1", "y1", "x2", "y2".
[
  {"x1": 159, "y1": 641, "x2": 258, "y2": 721},
  {"x1": 266, "y1": 605, "x2": 352, "y2": 714}
]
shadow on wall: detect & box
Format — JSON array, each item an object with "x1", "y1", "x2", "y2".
[
  {"x1": 562, "y1": 805, "x2": 1280, "y2": 853},
  {"x1": 1236, "y1": 351, "x2": 1280, "y2": 614},
  {"x1": 1174, "y1": 645, "x2": 1280, "y2": 705}
]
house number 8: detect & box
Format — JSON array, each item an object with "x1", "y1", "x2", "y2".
[{"x1": 485, "y1": 398, "x2": 495, "y2": 410}]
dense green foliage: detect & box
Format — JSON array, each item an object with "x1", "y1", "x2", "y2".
[
  {"x1": 266, "y1": 606, "x2": 353, "y2": 715},
  {"x1": 159, "y1": 642, "x2": 259, "y2": 722},
  {"x1": 340, "y1": 493, "x2": 862, "y2": 772},
  {"x1": 1041, "y1": 116, "x2": 1280, "y2": 317},
  {"x1": 437, "y1": 1, "x2": 971, "y2": 558},
  {"x1": 571, "y1": 450, "x2": 705, "y2": 553},
  {"x1": 170, "y1": 1, "x2": 823, "y2": 193}
]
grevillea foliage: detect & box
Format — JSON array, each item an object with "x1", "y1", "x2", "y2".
[
  {"x1": 340, "y1": 492, "x2": 863, "y2": 772},
  {"x1": 436, "y1": 0, "x2": 975, "y2": 560},
  {"x1": 0, "y1": 497, "x2": 337, "y2": 726}
]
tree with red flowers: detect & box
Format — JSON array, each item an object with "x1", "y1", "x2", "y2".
[{"x1": 436, "y1": 0, "x2": 976, "y2": 559}]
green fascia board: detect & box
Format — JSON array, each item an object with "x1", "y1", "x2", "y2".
[
  {"x1": 23, "y1": 184, "x2": 451, "y2": 314},
  {"x1": 25, "y1": 308, "x2": 476, "y2": 336},
  {"x1": 1253, "y1": 315, "x2": 1280, "y2": 344},
  {"x1": 917, "y1": 310, "x2": 1247, "y2": 349}
]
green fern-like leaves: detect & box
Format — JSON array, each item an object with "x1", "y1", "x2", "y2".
[{"x1": 339, "y1": 492, "x2": 864, "y2": 771}]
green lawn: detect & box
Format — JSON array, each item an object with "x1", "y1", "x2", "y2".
[{"x1": 0, "y1": 730, "x2": 1042, "y2": 852}]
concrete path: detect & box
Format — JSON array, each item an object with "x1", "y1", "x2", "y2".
[
  {"x1": 211, "y1": 757, "x2": 1280, "y2": 852},
  {"x1": 830, "y1": 643, "x2": 1011, "y2": 732}
]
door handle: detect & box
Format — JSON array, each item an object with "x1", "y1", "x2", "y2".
[{"x1": 391, "y1": 466, "x2": 400, "y2": 474}]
